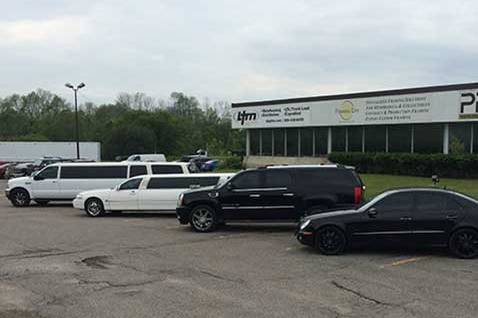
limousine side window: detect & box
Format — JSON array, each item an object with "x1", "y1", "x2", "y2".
[
  {"x1": 37, "y1": 166, "x2": 59, "y2": 179},
  {"x1": 60, "y1": 166, "x2": 128, "y2": 179},
  {"x1": 119, "y1": 178, "x2": 142, "y2": 190},
  {"x1": 129, "y1": 165, "x2": 147, "y2": 177},
  {"x1": 147, "y1": 177, "x2": 219, "y2": 189},
  {"x1": 151, "y1": 165, "x2": 183, "y2": 174}
]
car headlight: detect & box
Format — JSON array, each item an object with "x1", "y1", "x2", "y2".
[
  {"x1": 177, "y1": 193, "x2": 184, "y2": 207},
  {"x1": 299, "y1": 219, "x2": 311, "y2": 231}
]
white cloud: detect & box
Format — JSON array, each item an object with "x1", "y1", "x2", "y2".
[
  {"x1": 0, "y1": 16, "x2": 89, "y2": 47},
  {"x1": 0, "y1": 0, "x2": 478, "y2": 104}
]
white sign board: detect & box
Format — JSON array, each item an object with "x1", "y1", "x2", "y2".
[{"x1": 232, "y1": 89, "x2": 478, "y2": 129}]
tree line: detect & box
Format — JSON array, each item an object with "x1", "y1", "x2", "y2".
[{"x1": 0, "y1": 89, "x2": 245, "y2": 160}]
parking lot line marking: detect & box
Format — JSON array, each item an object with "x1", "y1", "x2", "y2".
[{"x1": 385, "y1": 257, "x2": 428, "y2": 267}]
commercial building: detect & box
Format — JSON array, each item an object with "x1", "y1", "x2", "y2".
[{"x1": 231, "y1": 82, "x2": 478, "y2": 166}]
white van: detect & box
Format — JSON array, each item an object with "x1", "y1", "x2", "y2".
[
  {"x1": 5, "y1": 161, "x2": 194, "y2": 207},
  {"x1": 126, "y1": 154, "x2": 166, "y2": 162},
  {"x1": 72, "y1": 173, "x2": 234, "y2": 216}
]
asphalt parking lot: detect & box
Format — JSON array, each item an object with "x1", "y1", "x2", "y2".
[{"x1": 0, "y1": 180, "x2": 477, "y2": 318}]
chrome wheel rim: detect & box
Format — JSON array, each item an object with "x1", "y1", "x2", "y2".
[
  {"x1": 87, "y1": 200, "x2": 102, "y2": 216},
  {"x1": 192, "y1": 208, "x2": 213, "y2": 231},
  {"x1": 14, "y1": 191, "x2": 28, "y2": 206}
]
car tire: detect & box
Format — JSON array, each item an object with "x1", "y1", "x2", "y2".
[
  {"x1": 449, "y1": 228, "x2": 478, "y2": 259},
  {"x1": 315, "y1": 226, "x2": 346, "y2": 255},
  {"x1": 190, "y1": 205, "x2": 217, "y2": 232},
  {"x1": 85, "y1": 198, "x2": 105, "y2": 217},
  {"x1": 10, "y1": 188, "x2": 31, "y2": 207},
  {"x1": 34, "y1": 200, "x2": 49, "y2": 207}
]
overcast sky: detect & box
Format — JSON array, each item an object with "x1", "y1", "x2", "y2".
[{"x1": 1, "y1": 0, "x2": 477, "y2": 105}]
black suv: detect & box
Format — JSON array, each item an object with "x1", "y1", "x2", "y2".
[{"x1": 176, "y1": 165, "x2": 364, "y2": 232}]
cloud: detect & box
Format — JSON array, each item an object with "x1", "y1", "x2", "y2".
[
  {"x1": 0, "y1": 16, "x2": 89, "y2": 47},
  {"x1": 0, "y1": 0, "x2": 478, "y2": 104}
]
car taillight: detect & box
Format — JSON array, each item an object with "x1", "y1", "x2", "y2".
[{"x1": 354, "y1": 186, "x2": 362, "y2": 204}]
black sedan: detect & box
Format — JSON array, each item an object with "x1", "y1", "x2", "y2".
[{"x1": 296, "y1": 188, "x2": 478, "y2": 258}]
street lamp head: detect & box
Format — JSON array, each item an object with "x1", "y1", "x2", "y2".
[
  {"x1": 77, "y1": 82, "x2": 86, "y2": 89},
  {"x1": 65, "y1": 83, "x2": 74, "y2": 89}
]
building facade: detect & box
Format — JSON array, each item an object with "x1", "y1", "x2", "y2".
[{"x1": 231, "y1": 83, "x2": 478, "y2": 164}]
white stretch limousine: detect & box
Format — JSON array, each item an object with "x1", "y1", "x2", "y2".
[
  {"x1": 5, "y1": 162, "x2": 196, "y2": 207},
  {"x1": 73, "y1": 173, "x2": 234, "y2": 217}
]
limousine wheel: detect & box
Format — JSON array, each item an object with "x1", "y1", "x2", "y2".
[
  {"x1": 190, "y1": 205, "x2": 217, "y2": 232},
  {"x1": 10, "y1": 188, "x2": 30, "y2": 207},
  {"x1": 85, "y1": 198, "x2": 105, "y2": 217},
  {"x1": 315, "y1": 226, "x2": 346, "y2": 255},
  {"x1": 449, "y1": 228, "x2": 478, "y2": 259}
]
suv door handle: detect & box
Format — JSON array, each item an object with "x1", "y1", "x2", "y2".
[
  {"x1": 249, "y1": 194, "x2": 261, "y2": 198},
  {"x1": 400, "y1": 217, "x2": 412, "y2": 221},
  {"x1": 282, "y1": 193, "x2": 294, "y2": 197},
  {"x1": 446, "y1": 215, "x2": 458, "y2": 220},
  {"x1": 129, "y1": 191, "x2": 136, "y2": 195}
]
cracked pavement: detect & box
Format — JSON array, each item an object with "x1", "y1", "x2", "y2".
[{"x1": 0, "y1": 181, "x2": 477, "y2": 317}]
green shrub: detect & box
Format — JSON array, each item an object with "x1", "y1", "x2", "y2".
[
  {"x1": 217, "y1": 156, "x2": 243, "y2": 170},
  {"x1": 328, "y1": 152, "x2": 478, "y2": 179}
]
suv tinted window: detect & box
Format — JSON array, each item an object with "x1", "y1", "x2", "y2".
[
  {"x1": 374, "y1": 192, "x2": 414, "y2": 212},
  {"x1": 129, "y1": 165, "x2": 147, "y2": 177},
  {"x1": 60, "y1": 166, "x2": 127, "y2": 179},
  {"x1": 293, "y1": 168, "x2": 358, "y2": 187},
  {"x1": 151, "y1": 165, "x2": 183, "y2": 174},
  {"x1": 232, "y1": 171, "x2": 262, "y2": 189},
  {"x1": 37, "y1": 166, "x2": 58, "y2": 179},
  {"x1": 119, "y1": 178, "x2": 142, "y2": 190},
  {"x1": 415, "y1": 192, "x2": 446, "y2": 212},
  {"x1": 263, "y1": 170, "x2": 291, "y2": 188}
]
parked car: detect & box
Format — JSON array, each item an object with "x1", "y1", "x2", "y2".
[
  {"x1": 125, "y1": 154, "x2": 167, "y2": 162},
  {"x1": 176, "y1": 165, "x2": 364, "y2": 232},
  {"x1": 178, "y1": 155, "x2": 218, "y2": 172},
  {"x1": 5, "y1": 161, "x2": 195, "y2": 207},
  {"x1": 0, "y1": 161, "x2": 10, "y2": 179},
  {"x1": 296, "y1": 188, "x2": 478, "y2": 258},
  {"x1": 12, "y1": 157, "x2": 66, "y2": 177},
  {"x1": 73, "y1": 173, "x2": 235, "y2": 217}
]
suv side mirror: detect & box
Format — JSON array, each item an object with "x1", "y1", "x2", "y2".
[
  {"x1": 367, "y1": 207, "x2": 378, "y2": 218},
  {"x1": 226, "y1": 183, "x2": 235, "y2": 191},
  {"x1": 33, "y1": 174, "x2": 43, "y2": 181}
]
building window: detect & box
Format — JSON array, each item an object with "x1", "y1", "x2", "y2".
[
  {"x1": 388, "y1": 125, "x2": 412, "y2": 153},
  {"x1": 414, "y1": 124, "x2": 443, "y2": 154},
  {"x1": 332, "y1": 127, "x2": 346, "y2": 152},
  {"x1": 300, "y1": 128, "x2": 313, "y2": 156},
  {"x1": 250, "y1": 129, "x2": 260, "y2": 155},
  {"x1": 474, "y1": 124, "x2": 478, "y2": 154},
  {"x1": 348, "y1": 126, "x2": 363, "y2": 152},
  {"x1": 315, "y1": 127, "x2": 328, "y2": 155},
  {"x1": 273, "y1": 129, "x2": 284, "y2": 156},
  {"x1": 365, "y1": 125, "x2": 386, "y2": 152},
  {"x1": 286, "y1": 128, "x2": 299, "y2": 156},
  {"x1": 449, "y1": 123, "x2": 471, "y2": 154},
  {"x1": 262, "y1": 129, "x2": 273, "y2": 156}
]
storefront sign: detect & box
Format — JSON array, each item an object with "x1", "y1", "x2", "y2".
[{"x1": 232, "y1": 89, "x2": 478, "y2": 129}]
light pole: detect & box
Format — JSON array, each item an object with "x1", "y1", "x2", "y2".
[{"x1": 65, "y1": 82, "x2": 85, "y2": 159}]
